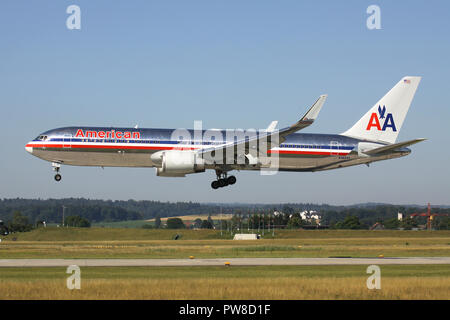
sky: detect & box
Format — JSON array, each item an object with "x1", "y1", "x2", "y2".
[{"x1": 0, "y1": 0, "x2": 449, "y2": 205}]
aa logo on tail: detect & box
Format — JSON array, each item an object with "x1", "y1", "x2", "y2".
[{"x1": 366, "y1": 105, "x2": 397, "y2": 131}]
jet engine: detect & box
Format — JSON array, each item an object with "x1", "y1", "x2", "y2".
[{"x1": 151, "y1": 150, "x2": 205, "y2": 177}]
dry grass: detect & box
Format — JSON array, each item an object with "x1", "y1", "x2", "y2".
[
  {"x1": 1, "y1": 265, "x2": 449, "y2": 300},
  {"x1": 1, "y1": 277, "x2": 448, "y2": 300},
  {"x1": 1, "y1": 237, "x2": 449, "y2": 259},
  {"x1": 6, "y1": 228, "x2": 450, "y2": 242}
]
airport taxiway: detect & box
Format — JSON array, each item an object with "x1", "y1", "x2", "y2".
[{"x1": 1, "y1": 257, "x2": 449, "y2": 267}]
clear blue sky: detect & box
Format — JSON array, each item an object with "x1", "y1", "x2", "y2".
[{"x1": 1, "y1": 0, "x2": 449, "y2": 205}]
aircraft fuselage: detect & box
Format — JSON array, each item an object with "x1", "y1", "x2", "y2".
[{"x1": 25, "y1": 126, "x2": 409, "y2": 173}]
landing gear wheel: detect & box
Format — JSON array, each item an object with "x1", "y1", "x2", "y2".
[
  {"x1": 52, "y1": 162, "x2": 62, "y2": 182},
  {"x1": 218, "y1": 179, "x2": 228, "y2": 187},
  {"x1": 227, "y1": 176, "x2": 236, "y2": 185},
  {"x1": 211, "y1": 170, "x2": 236, "y2": 189},
  {"x1": 211, "y1": 181, "x2": 219, "y2": 189}
]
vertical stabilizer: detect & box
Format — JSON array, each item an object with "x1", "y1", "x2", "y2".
[{"x1": 341, "y1": 76, "x2": 421, "y2": 144}]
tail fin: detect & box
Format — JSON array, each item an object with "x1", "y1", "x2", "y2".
[{"x1": 341, "y1": 76, "x2": 421, "y2": 144}]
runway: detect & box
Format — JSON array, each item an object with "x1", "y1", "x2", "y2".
[{"x1": 1, "y1": 257, "x2": 450, "y2": 267}]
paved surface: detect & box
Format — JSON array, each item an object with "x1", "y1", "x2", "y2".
[{"x1": 1, "y1": 257, "x2": 449, "y2": 267}]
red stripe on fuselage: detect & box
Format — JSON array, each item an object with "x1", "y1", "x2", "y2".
[
  {"x1": 26, "y1": 143, "x2": 198, "y2": 151},
  {"x1": 26, "y1": 143, "x2": 350, "y2": 156}
]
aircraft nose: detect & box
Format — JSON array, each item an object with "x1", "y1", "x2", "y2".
[{"x1": 25, "y1": 143, "x2": 33, "y2": 154}]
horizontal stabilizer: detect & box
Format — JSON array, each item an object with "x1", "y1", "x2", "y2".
[{"x1": 364, "y1": 138, "x2": 426, "y2": 155}]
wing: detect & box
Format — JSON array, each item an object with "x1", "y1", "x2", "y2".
[{"x1": 198, "y1": 95, "x2": 327, "y2": 164}]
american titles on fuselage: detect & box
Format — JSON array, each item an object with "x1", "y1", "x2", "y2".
[{"x1": 75, "y1": 129, "x2": 140, "y2": 139}]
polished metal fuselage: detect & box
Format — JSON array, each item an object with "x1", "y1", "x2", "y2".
[{"x1": 25, "y1": 127, "x2": 410, "y2": 173}]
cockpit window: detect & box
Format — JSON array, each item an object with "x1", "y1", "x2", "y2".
[{"x1": 35, "y1": 135, "x2": 48, "y2": 141}]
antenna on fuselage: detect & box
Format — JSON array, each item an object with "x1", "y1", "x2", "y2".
[{"x1": 134, "y1": 124, "x2": 139, "y2": 129}]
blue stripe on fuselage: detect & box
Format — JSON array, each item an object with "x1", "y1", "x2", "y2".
[{"x1": 38, "y1": 127, "x2": 362, "y2": 150}]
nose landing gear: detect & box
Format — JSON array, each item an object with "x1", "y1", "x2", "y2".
[
  {"x1": 52, "y1": 162, "x2": 62, "y2": 182},
  {"x1": 211, "y1": 171, "x2": 236, "y2": 189}
]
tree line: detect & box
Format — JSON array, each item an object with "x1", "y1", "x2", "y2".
[
  {"x1": 0, "y1": 211, "x2": 91, "y2": 235},
  {"x1": 1, "y1": 198, "x2": 449, "y2": 231}
]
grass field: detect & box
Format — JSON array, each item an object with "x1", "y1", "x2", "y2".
[
  {"x1": 90, "y1": 214, "x2": 234, "y2": 228},
  {"x1": 0, "y1": 265, "x2": 449, "y2": 299},
  {"x1": 146, "y1": 213, "x2": 234, "y2": 222},
  {"x1": 91, "y1": 220, "x2": 151, "y2": 228},
  {"x1": 1, "y1": 228, "x2": 449, "y2": 300},
  {"x1": 0, "y1": 228, "x2": 449, "y2": 259}
]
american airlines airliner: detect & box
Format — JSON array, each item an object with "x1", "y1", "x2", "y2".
[{"x1": 25, "y1": 76, "x2": 425, "y2": 189}]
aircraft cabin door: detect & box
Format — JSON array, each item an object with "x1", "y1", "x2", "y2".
[{"x1": 63, "y1": 134, "x2": 72, "y2": 148}]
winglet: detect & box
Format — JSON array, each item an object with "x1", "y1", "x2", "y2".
[
  {"x1": 301, "y1": 94, "x2": 327, "y2": 121},
  {"x1": 266, "y1": 121, "x2": 278, "y2": 132},
  {"x1": 276, "y1": 94, "x2": 328, "y2": 142}
]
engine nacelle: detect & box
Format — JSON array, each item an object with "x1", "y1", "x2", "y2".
[{"x1": 151, "y1": 151, "x2": 205, "y2": 177}]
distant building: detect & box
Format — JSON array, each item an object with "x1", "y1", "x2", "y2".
[
  {"x1": 300, "y1": 210, "x2": 322, "y2": 225},
  {"x1": 398, "y1": 212, "x2": 404, "y2": 221},
  {"x1": 233, "y1": 233, "x2": 258, "y2": 240}
]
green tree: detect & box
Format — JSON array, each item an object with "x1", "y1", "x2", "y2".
[
  {"x1": 65, "y1": 215, "x2": 91, "y2": 227},
  {"x1": 335, "y1": 215, "x2": 365, "y2": 229},
  {"x1": 9, "y1": 211, "x2": 33, "y2": 232},
  {"x1": 287, "y1": 216, "x2": 302, "y2": 229},
  {"x1": 384, "y1": 218, "x2": 400, "y2": 229},
  {"x1": 282, "y1": 205, "x2": 295, "y2": 215},
  {"x1": 400, "y1": 217, "x2": 418, "y2": 230},
  {"x1": 0, "y1": 220, "x2": 9, "y2": 235},
  {"x1": 436, "y1": 217, "x2": 449, "y2": 230},
  {"x1": 200, "y1": 219, "x2": 213, "y2": 229},
  {"x1": 166, "y1": 218, "x2": 185, "y2": 229},
  {"x1": 193, "y1": 218, "x2": 202, "y2": 229}
]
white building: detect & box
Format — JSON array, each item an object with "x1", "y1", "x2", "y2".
[{"x1": 300, "y1": 210, "x2": 322, "y2": 224}]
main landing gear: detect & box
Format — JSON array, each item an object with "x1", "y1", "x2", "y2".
[
  {"x1": 52, "y1": 162, "x2": 62, "y2": 182},
  {"x1": 211, "y1": 171, "x2": 236, "y2": 189}
]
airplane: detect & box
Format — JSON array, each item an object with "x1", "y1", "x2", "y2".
[{"x1": 25, "y1": 76, "x2": 425, "y2": 189}]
